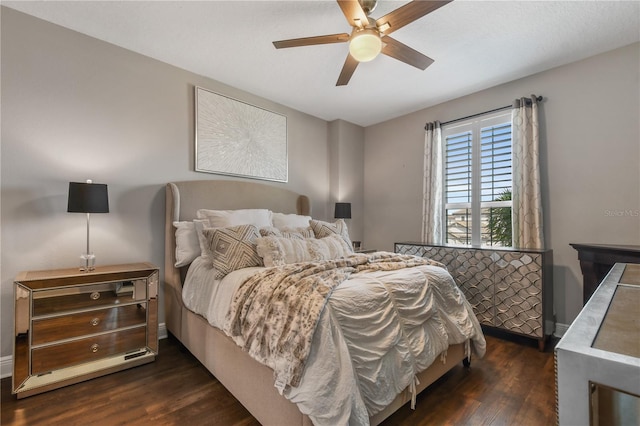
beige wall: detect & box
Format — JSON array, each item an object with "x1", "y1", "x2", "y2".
[
  {"x1": 0, "y1": 8, "x2": 333, "y2": 359},
  {"x1": 328, "y1": 120, "x2": 365, "y2": 245},
  {"x1": 1, "y1": 6, "x2": 637, "y2": 365},
  {"x1": 364, "y1": 42, "x2": 640, "y2": 325}
]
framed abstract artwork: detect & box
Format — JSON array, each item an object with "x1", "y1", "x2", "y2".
[{"x1": 195, "y1": 86, "x2": 288, "y2": 182}]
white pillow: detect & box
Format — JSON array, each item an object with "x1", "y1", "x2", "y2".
[
  {"x1": 271, "y1": 212, "x2": 312, "y2": 229},
  {"x1": 257, "y1": 234, "x2": 352, "y2": 267},
  {"x1": 173, "y1": 221, "x2": 203, "y2": 267},
  {"x1": 196, "y1": 208, "x2": 273, "y2": 229}
]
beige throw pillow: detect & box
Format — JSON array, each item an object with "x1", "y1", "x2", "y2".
[
  {"x1": 259, "y1": 226, "x2": 315, "y2": 239},
  {"x1": 257, "y1": 234, "x2": 352, "y2": 267},
  {"x1": 309, "y1": 219, "x2": 354, "y2": 252}
]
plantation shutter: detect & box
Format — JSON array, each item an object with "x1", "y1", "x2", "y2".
[
  {"x1": 442, "y1": 112, "x2": 513, "y2": 247},
  {"x1": 445, "y1": 131, "x2": 472, "y2": 204},
  {"x1": 480, "y1": 123, "x2": 512, "y2": 203}
]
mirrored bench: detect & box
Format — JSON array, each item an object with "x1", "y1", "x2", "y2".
[{"x1": 555, "y1": 263, "x2": 640, "y2": 425}]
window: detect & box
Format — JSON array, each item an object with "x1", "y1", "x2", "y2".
[{"x1": 443, "y1": 111, "x2": 512, "y2": 247}]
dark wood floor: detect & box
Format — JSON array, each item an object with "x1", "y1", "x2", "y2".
[{"x1": 2, "y1": 332, "x2": 556, "y2": 425}]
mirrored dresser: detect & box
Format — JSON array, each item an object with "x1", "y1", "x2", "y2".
[
  {"x1": 395, "y1": 242, "x2": 554, "y2": 350},
  {"x1": 13, "y1": 262, "x2": 159, "y2": 398}
]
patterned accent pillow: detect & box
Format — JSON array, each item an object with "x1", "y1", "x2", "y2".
[
  {"x1": 193, "y1": 219, "x2": 215, "y2": 262},
  {"x1": 202, "y1": 224, "x2": 263, "y2": 278},
  {"x1": 309, "y1": 219, "x2": 354, "y2": 252},
  {"x1": 259, "y1": 226, "x2": 314, "y2": 239},
  {"x1": 256, "y1": 234, "x2": 352, "y2": 267}
]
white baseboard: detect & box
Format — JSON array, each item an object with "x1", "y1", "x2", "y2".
[
  {"x1": 554, "y1": 322, "x2": 569, "y2": 338},
  {"x1": 158, "y1": 322, "x2": 168, "y2": 340},
  {"x1": 1, "y1": 323, "x2": 169, "y2": 380},
  {"x1": 1, "y1": 354, "x2": 12, "y2": 379}
]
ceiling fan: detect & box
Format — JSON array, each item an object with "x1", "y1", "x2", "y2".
[{"x1": 273, "y1": 0, "x2": 452, "y2": 86}]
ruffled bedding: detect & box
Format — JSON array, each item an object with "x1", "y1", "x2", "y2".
[{"x1": 182, "y1": 254, "x2": 486, "y2": 426}]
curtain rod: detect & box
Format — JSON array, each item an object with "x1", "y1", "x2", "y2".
[{"x1": 426, "y1": 95, "x2": 543, "y2": 129}]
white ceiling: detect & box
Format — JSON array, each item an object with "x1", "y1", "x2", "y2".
[{"x1": 4, "y1": 0, "x2": 640, "y2": 126}]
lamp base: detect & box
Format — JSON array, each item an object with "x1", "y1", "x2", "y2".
[{"x1": 80, "y1": 253, "x2": 96, "y2": 272}]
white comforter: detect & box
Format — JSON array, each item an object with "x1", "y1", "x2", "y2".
[{"x1": 183, "y1": 255, "x2": 486, "y2": 426}]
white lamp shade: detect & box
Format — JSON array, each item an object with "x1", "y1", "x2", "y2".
[{"x1": 349, "y1": 29, "x2": 382, "y2": 62}]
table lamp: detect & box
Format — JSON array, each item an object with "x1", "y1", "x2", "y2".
[{"x1": 67, "y1": 180, "x2": 109, "y2": 271}]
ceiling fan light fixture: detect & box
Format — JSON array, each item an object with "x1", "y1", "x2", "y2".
[{"x1": 349, "y1": 28, "x2": 381, "y2": 62}]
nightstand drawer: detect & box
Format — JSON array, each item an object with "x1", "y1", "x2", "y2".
[
  {"x1": 32, "y1": 280, "x2": 147, "y2": 317},
  {"x1": 31, "y1": 326, "x2": 147, "y2": 375},
  {"x1": 32, "y1": 304, "x2": 147, "y2": 346}
]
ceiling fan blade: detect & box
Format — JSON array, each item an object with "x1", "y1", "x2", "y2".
[
  {"x1": 381, "y1": 36, "x2": 434, "y2": 70},
  {"x1": 336, "y1": 53, "x2": 359, "y2": 86},
  {"x1": 376, "y1": 1, "x2": 452, "y2": 36},
  {"x1": 273, "y1": 33, "x2": 350, "y2": 49},
  {"x1": 337, "y1": 0, "x2": 369, "y2": 28}
]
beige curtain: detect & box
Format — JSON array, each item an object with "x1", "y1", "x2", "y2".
[
  {"x1": 511, "y1": 95, "x2": 544, "y2": 249},
  {"x1": 421, "y1": 121, "x2": 443, "y2": 244}
]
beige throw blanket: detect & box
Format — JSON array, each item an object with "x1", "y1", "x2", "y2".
[{"x1": 223, "y1": 252, "x2": 441, "y2": 388}]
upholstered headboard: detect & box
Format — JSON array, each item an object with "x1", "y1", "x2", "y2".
[
  {"x1": 163, "y1": 179, "x2": 311, "y2": 338},
  {"x1": 165, "y1": 180, "x2": 310, "y2": 223}
]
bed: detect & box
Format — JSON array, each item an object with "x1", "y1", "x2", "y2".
[{"x1": 164, "y1": 179, "x2": 485, "y2": 425}]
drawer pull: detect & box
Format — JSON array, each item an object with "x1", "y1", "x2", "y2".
[
  {"x1": 90, "y1": 291, "x2": 101, "y2": 300},
  {"x1": 90, "y1": 318, "x2": 100, "y2": 327},
  {"x1": 90, "y1": 343, "x2": 99, "y2": 353}
]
